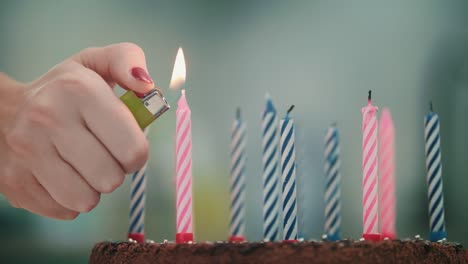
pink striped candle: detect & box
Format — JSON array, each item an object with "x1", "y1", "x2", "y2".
[
  {"x1": 361, "y1": 90, "x2": 380, "y2": 241},
  {"x1": 175, "y1": 89, "x2": 193, "y2": 243},
  {"x1": 378, "y1": 108, "x2": 396, "y2": 239}
]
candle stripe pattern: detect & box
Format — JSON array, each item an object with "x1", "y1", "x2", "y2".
[
  {"x1": 280, "y1": 117, "x2": 298, "y2": 241},
  {"x1": 262, "y1": 98, "x2": 280, "y2": 241},
  {"x1": 362, "y1": 102, "x2": 379, "y2": 237},
  {"x1": 229, "y1": 112, "x2": 247, "y2": 239},
  {"x1": 128, "y1": 127, "x2": 150, "y2": 243},
  {"x1": 324, "y1": 125, "x2": 341, "y2": 241},
  {"x1": 378, "y1": 109, "x2": 396, "y2": 239},
  {"x1": 176, "y1": 92, "x2": 193, "y2": 239},
  {"x1": 129, "y1": 162, "x2": 148, "y2": 238},
  {"x1": 424, "y1": 111, "x2": 446, "y2": 241}
]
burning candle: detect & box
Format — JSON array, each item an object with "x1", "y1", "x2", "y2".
[
  {"x1": 229, "y1": 108, "x2": 247, "y2": 242},
  {"x1": 424, "y1": 102, "x2": 447, "y2": 242},
  {"x1": 279, "y1": 105, "x2": 299, "y2": 242},
  {"x1": 323, "y1": 123, "x2": 342, "y2": 241},
  {"x1": 171, "y1": 48, "x2": 194, "y2": 243},
  {"x1": 361, "y1": 91, "x2": 380, "y2": 241},
  {"x1": 378, "y1": 108, "x2": 396, "y2": 239},
  {"x1": 262, "y1": 94, "x2": 281, "y2": 242},
  {"x1": 128, "y1": 128, "x2": 150, "y2": 243}
]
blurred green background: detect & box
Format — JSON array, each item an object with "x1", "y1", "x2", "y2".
[{"x1": 1, "y1": 0, "x2": 467, "y2": 263}]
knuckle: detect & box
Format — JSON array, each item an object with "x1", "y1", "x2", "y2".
[
  {"x1": 121, "y1": 139, "x2": 149, "y2": 173},
  {"x1": 56, "y1": 60, "x2": 81, "y2": 73},
  {"x1": 80, "y1": 47, "x2": 99, "y2": 57},
  {"x1": 5, "y1": 130, "x2": 31, "y2": 156},
  {"x1": 99, "y1": 174, "x2": 125, "y2": 194},
  {"x1": 24, "y1": 99, "x2": 59, "y2": 130},
  {"x1": 54, "y1": 73, "x2": 90, "y2": 96},
  {"x1": 58, "y1": 211, "x2": 80, "y2": 220},
  {"x1": 116, "y1": 42, "x2": 144, "y2": 54},
  {"x1": 78, "y1": 192, "x2": 100, "y2": 213}
]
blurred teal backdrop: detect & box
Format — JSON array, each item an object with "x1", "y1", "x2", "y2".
[{"x1": 0, "y1": 0, "x2": 467, "y2": 263}]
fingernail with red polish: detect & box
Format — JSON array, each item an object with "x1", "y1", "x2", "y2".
[
  {"x1": 134, "y1": 91, "x2": 146, "y2": 98},
  {"x1": 131, "y1": 67, "x2": 153, "y2": 84}
]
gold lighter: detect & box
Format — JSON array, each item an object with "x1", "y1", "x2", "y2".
[{"x1": 120, "y1": 89, "x2": 170, "y2": 129}]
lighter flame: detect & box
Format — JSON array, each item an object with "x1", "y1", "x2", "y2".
[{"x1": 170, "y1": 47, "x2": 186, "y2": 90}]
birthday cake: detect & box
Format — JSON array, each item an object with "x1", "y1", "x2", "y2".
[
  {"x1": 89, "y1": 239, "x2": 468, "y2": 264},
  {"x1": 89, "y1": 50, "x2": 461, "y2": 263}
]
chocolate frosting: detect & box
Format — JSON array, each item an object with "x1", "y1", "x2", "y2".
[{"x1": 90, "y1": 240, "x2": 468, "y2": 264}]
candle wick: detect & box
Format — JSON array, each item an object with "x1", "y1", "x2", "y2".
[
  {"x1": 368, "y1": 90, "x2": 372, "y2": 103},
  {"x1": 430, "y1": 101, "x2": 433, "y2": 112},
  {"x1": 236, "y1": 107, "x2": 241, "y2": 119},
  {"x1": 332, "y1": 121, "x2": 337, "y2": 127},
  {"x1": 287, "y1": 105, "x2": 295, "y2": 115}
]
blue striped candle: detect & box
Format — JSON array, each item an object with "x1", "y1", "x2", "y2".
[
  {"x1": 424, "y1": 103, "x2": 447, "y2": 242},
  {"x1": 279, "y1": 105, "x2": 299, "y2": 241},
  {"x1": 261, "y1": 95, "x2": 280, "y2": 241},
  {"x1": 229, "y1": 108, "x2": 247, "y2": 242},
  {"x1": 323, "y1": 123, "x2": 342, "y2": 241},
  {"x1": 128, "y1": 127, "x2": 150, "y2": 243}
]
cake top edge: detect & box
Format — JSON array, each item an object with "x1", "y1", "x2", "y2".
[{"x1": 93, "y1": 239, "x2": 465, "y2": 250}]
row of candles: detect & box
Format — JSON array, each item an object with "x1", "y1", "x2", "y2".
[
  {"x1": 228, "y1": 91, "x2": 447, "y2": 243},
  {"x1": 127, "y1": 48, "x2": 447, "y2": 244}
]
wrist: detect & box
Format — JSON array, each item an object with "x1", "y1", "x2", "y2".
[{"x1": 0, "y1": 73, "x2": 25, "y2": 135}]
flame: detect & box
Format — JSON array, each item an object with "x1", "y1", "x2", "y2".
[{"x1": 170, "y1": 47, "x2": 186, "y2": 90}]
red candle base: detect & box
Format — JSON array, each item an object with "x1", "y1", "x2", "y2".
[
  {"x1": 381, "y1": 233, "x2": 396, "y2": 240},
  {"x1": 283, "y1": 240, "x2": 299, "y2": 243},
  {"x1": 176, "y1": 233, "x2": 194, "y2": 243},
  {"x1": 363, "y1": 233, "x2": 381, "y2": 241},
  {"x1": 229, "y1": 236, "x2": 246, "y2": 242},
  {"x1": 128, "y1": 233, "x2": 145, "y2": 243}
]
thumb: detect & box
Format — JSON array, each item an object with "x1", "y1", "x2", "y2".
[{"x1": 72, "y1": 42, "x2": 154, "y2": 95}]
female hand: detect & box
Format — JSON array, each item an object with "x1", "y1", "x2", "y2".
[{"x1": 0, "y1": 43, "x2": 154, "y2": 220}]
